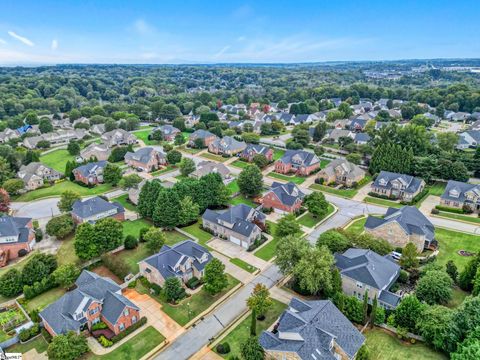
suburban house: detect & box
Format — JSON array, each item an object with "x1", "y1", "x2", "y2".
[
  {"x1": 17, "y1": 162, "x2": 62, "y2": 190},
  {"x1": 190, "y1": 161, "x2": 231, "y2": 180},
  {"x1": 90, "y1": 123, "x2": 106, "y2": 135},
  {"x1": 317, "y1": 159, "x2": 365, "y2": 187},
  {"x1": 0, "y1": 216, "x2": 35, "y2": 265},
  {"x1": 202, "y1": 204, "x2": 266, "y2": 249},
  {"x1": 326, "y1": 128, "x2": 353, "y2": 143},
  {"x1": 101, "y1": 129, "x2": 137, "y2": 147},
  {"x1": 138, "y1": 240, "x2": 213, "y2": 286},
  {"x1": 71, "y1": 196, "x2": 125, "y2": 224},
  {"x1": 187, "y1": 129, "x2": 217, "y2": 148},
  {"x1": 365, "y1": 206, "x2": 436, "y2": 252},
  {"x1": 239, "y1": 144, "x2": 273, "y2": 162},
  {"x1": 124, "y1": 147, "x2": 167, "y2": 172},
  {"x1": 262, "y1": 182, "x2": 305, "y2": 214},
  {"x1": 457, "y1": 130, "x2": 480, "y2": 149},
  {"x1": 370, "y1": 171, "x2": 425, "y2": 202},
  {"x1": 274, "y1": 150, "x2": 320, "y2": 176},
  {"x1": 128, "y1": 179, "x2": 146, "y2": 205},
  {"x1": 259, "y1": 298, "x2": 365, "y2": 360},
  {"x1": 80, "y1": 143, "x2": 111, "y2": 161},
  {"x1": 289, "y1": 114, "x2": 317, "y2": 125},
  {"x1": 208, "y1": 136, "x2": 246, "y2": 156},
  {"x1": 440, "y1": 180, "x2": 480, "y2": 213},
  {"x1": 40, "y1": 270, "x2": 140, "y2": 337},
  {"x1": 335, "y1": 248, "x2": 401, "y2": 309},
  {"x1": 73, "y1": 161, "x2": 107, "y2": 185},
  {"x1": 23, "y1": 129, "x2": 87, "y2": 149},
  {"x1": 353, "y1": 132, "x2": 371, "y2": 145},
  {"x1": 151, "y1": 125, "x2": 181, "y2": 141},
  {"x1": 348, "y1": 118, "x2": 368, "y2": 131},
  {"x1": 0, "y1": 128, "x2": 20, "y2": 143}
]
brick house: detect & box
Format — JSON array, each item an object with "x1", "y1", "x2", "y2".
[
  {"x1": 317, "y1": 159, "x2": 365, "y2": 187},
  {"x1": 440, "y1": 180, "x2": 480, "y2": 213},
  {"x1": 73, "y1": 161, "x2": 107, "y2": 185},
  {"x1": 274, "y1": 150, "x2": 320, "y2": 176},
  {"x1": 365, "y1": 206, "x2": 436, "y2": 252},
  {"x1": 190, "y1": 161, "x2": 231, "y2": 180},
  {"x1": 0, "y1": 216, "x2": 35, "y2": 265},
  {"x1": 139, "y1": 240, "x2": 213, "y2": 287},
  {"x1": 187, "y1": 129, "x2": 217, "y2": 148},
  {"x1": 40, "y1": 271, "x2": 140, "y2": 337},
  {"x1": 151, "y1": 125, "x2": 181, "y2": 141},
  {"x1": 80, "y1": 143, "x2": 111, "y2": 161},
  {"x1": 17, "y1": 162, "x2": 62, "y2": 190},
  {"x1": 370, "y1": 171, "x2": 425, "y2": 202},
  {"x1": 208, "y1": 136, "x2": 246, "y2": 156},
  {"x1": 259, "y1": 298, "x2": 365, "y2": 360},
  {"x1": 71, "y1": 197, "x2": 125, "y2": 224},
  {"x1": 101, "y1": 129, "x2": 137, "y2": 147},
  {"x1": 239, "y1": 144, "x2": 273, "y2": 162},
  {"x1": 335, "y1": 248, "x2": 401, "y2": 309},
  {"x1": 262, "y1": 182, "x2": 305, "y2": 214},
  {"x1": 124, "y1": 147, "x2": 167, "y2": 172},
  {"x1": 202, "y1": 204, "x2": 266, "y2": 249}
]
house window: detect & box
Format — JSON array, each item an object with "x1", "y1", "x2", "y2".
[
  {"x1": 90, "y1": 308, "x2": 99, "y2": 315},
  {"x1": 119, "y1": 323, "x2": 125, "y2": 331},
  {"x1": 92, "y1": 317, "x2": 100, "y2": 325},
  {"x1": 123, "y1": 309, "x2": 129, "y2": 316},
  {"x1": 132, "y1": 316, "x2": 137, "y2": 324},
  {"x1": 145, "y1": 268, "x2": 151, "y2": 274}
]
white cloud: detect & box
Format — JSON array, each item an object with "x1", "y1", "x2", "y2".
[
  {"x1": 0, "y1": 39, "x2": 6, "y2": 45},
  {"x1": 237, "y1": 36, "x2": 246, "y2": 42},
  {"x1": 51, "y1": 39, "x2": 58, "y2": 50},
  {"x1": 213, "y1": 45, "x2": 231, "y2": 58},
  {"x1": 132, "y1": 19, "x2": 155, "y2": 35},
  {"x1": 7, "y1": 31, "x2": 34, "y2": 46}
]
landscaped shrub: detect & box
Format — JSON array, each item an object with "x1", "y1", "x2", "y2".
[
  {"x1": 91, "y1": 322, "x2": 108, "y2": 331},
  {"x1": 150, "y1": 283, "x2": 161, "y2": 295},
  {"x1": 29, "y1": 309, "x2": 40, "y2": 323},
  {"x1": 139, "y1": 227, "x2": 149, "y2": 242},
  {"x1": 23, "y1": 275, "x2": 58, "y2": 300},
  {"x1": 35, "y1": 228, "x2": 44, "y2": 242},
  {"x1": 431, "y1": 208, "x2": 440, "y2": 214},
  {"x1": 398, "y1": 270, "x2": 409, "y2": 283},
  {"x1": 124, "y1": 235, "x2": 138, "y2": 250},
  {"x1": 435, "y1": 205, "x2": 465, "y2": 214},
  {"x1": 186, "y1": 276, "x2": 201, "y2": 289},
  {"x1": 98, "y1": 335, "x2": 113, "y2": 347},
  {"x1": 18, "y1": 323, "x2": 40, "y2": 342},
  {"x1": 128, "y1": 280, "x2": 137, "y2": 288},
  {"x1": 216, "y1": 342, "x2": 231, "y2": 354},
  {"x1": 18, "y1": 249, "x2": 28, "y2": 257},
  {"x1": 110, "y1": 317, "x2": 147, "y2": 343}
]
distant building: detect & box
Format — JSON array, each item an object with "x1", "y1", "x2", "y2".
[
  {"x1": 190, "y1": 161, "x2": 231, "y2": 180},
  {"x1": 239, "y1": 144, "x2": 273, "y2": 162},
  {"x1": 23, "y1": 129, "x2": 86, "y2": 149},
  {"x1": 187, "y1": 129, "x2": 217, "y2": 148},
  {"x1": 151, "y1": 125, "x2": 181, "y2": 141},
  {"x1": 274, "y1": 150, "x2": 320, "y2": 176},
  {"x1": 80, "y1": 143, "x2": 111, "y2": 161},
  {"x1": 440, "y1": 180, "x2": 480, "y2": 213},
  {"x1": 457, "y1": 130, "x2": 480, "y2": 149},
  {"x1": 208, "y1": 136, "x2": 246, "y2": 156},
  {"x1": 101, "y1": 129, "x2": 137, "y2": 147},
  {"x1": 73, "y1": 161, "x2": 107, "y2": 185},
  {"x1": 17, "y1": 162, "x2": 62, "y2": 190},
  {"x1": 124, "y1": 147, "x2": 166, "y2": 172}
]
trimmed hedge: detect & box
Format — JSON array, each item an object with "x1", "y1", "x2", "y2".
[
  {"x1": 23, "y1": 275, "x2": 57, "y2": 300},
  {"x1": 435, "y1": 205, "x2": 466, "y2": 214},
  {"x1": 110, "y1": 317, "x2": 147, "y2": 343}
]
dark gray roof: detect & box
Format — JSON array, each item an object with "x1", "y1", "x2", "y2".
[
  {"x1": 241, "y1": 144, "x2": 271, "y2": 157},
  {"x1": 441, "y1": 180, "x2": 480, "y2": 203},
  {"x1": 373, "y1": 171, "x2": 423, "y2": 194},
  {"x1": 378, "y1": 290, "x2": 402, "y2": 307},
  {"x1": 211, "y1": 136, "x2": 246, "y2": 152},
  {"x1": 102, "y1": 290, "x2": 140, "y2": 325},
  {"x1": 260, "y1": 298, "x2": 365, "y2": 360},
  {"x1": 365, "y1": 206, "x2": 435, "y2": 243},
  {"x1": 155, "y1": 125, "x2": 180, "y2": 136},
  {"x1": 279, "y1": 113, "x2": 294, "y2": 123},
  {"x1": 335, "y1": 248, "x2": 400, "y2": 290},
  {"x1": 189, "y1": 129, "x2": 215, "y2": 140},
  {"x1": 141, "y1": 240, "x2": 212, "y2": 280},
  {"x1": 349, "y1": 118, "x2": 368, "y2": 130},
  {"x1": 125, "y1": 147, "x2": 163, "y2": 164},
  {"x1": 278, "y1": 150, "x2": 320, "y2": 167},
  {"x1": 73, "y1": 160, "x2": 107, "y2": 177},
  {"x1": 0, "y1": 216, "x2": 32, "y2": 243},
  {"x1": 354, "y1": 133, "x2": 371, "y2": 143},
  {"x1": 71, "y1": 196, "x2": 124, "y2": 220},
  {"x1": 268, "y1": 182, "x2": 305, "y2": 206},
  {"x1": 202, "y1": 204, "x2": 265, "y2": 237}
]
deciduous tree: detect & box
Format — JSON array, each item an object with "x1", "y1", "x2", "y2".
[{"x1": 204, "y1": 258, "x2": 228, "y2": 295}]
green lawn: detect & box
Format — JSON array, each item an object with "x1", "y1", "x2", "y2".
[
  {"x1": 231, "y1": 160, "x2": 250, "y2": 169},
  {"x1": 40, "y1": 149, "x2": 74, "y2": 173},
  {"x1": 435, "y1": 227, "x2": 480, "y2": 270},
  {"x1": 139, "y1": 274, "x2": 239, "y2": 326},
  {"x1": 447, "y1": 287, "x2": 469, "y2": 308},
  {"x1": 133, "y1": 129, "x2": 159, "y2": 146},
  {"x1": 436, "y1": 211, "x2": 480, "y2": 224},
  {"x1": 122, "y1": 219, "x2": 153, "y2": 238},
  {"x1": 24, "y1": 287, "x2": 66, "y2": 312},
  {"x1": 364, "y1": 196, "x2": 403, "y2": 208},
  {"x1": 112, "y1": 194, "x2": 137, "y2": 212},
  {"x1": 150, "y1": 164, "x2": 176, "y2": 176},
  {"x1": 309, "y1": 183, "x2": 357, "y2": 198},
  {"x1": 344, "y1": 217, "x2": 367, "y2": 234},
  {"x1": 427, "y1": 182, "x2": 447, "y2": 196},
  {"x1": 6, "y1": 335, "x2": 48, "y2": 354},
  {"x1": 254, "y1": 221, "x2": 278, "y2": 261},
  {"x1": 267, "y1": 172, "x2": 305, "y2": 184},
  {"x1": 229, "y1": 258, "x2": 257, "y2": 273},
  {"x1": 216, "y1": 300, "x2": 287, "y2": 358},
  {"x1": 16, "y1": 180, "x2": 115, "y2": 201},
  {"x1": 178, "y1": 145, "x2": 203, "y2": 154},
  {"x1": 364, "y1": 328, "x2": 447, "y2": 360},
  {"x1": 87, "y1": 326, "x2": 165, "y2": 360},
  {"x1": 200, "y1": 153, "x2": 229, "y2": 162},
  {"x1": 226, "y1": 180, "x2": 240, "y2": 194},
  {"x1": 320, "y1": 159, "x2": 331, "y2": 168},
  {"x1": 180, "y1": 221, "x2": 212, "y2": 247},
  {"x1": 296, "y1": 204, "x2": 335, "y2": 228},
  {"x1": 57, "y1": 236, "x2": 81, "y2": 266},
  {"x1": 229, "y1": 195, "x2": 257, "y2": 207},
  {"x1": 272, "y1": 149, "x2": 285, "y2": 161}
]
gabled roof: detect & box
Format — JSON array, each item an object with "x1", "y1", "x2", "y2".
[
  {"x1": 71, "y1": 196, "x2": 124, "y2": 220},
  {"x1": 373, "y1": 171, "x2": 423, "y2": 194},
  {"x1": 125, "y1": 147, "x2": 163, "y2": 164},
  {"x1": 0, "y1": 216, "x2": 31, "y2": 244},
  {"x1": 73, "y1": 161, "x2": 107, "y2": 177},
  {"x1": 241, "y1": 144, "x2": 271, "y2": 157},
  {"x1": 189, "y1": 129, "x2": 216, "y2": 140},
  {"x1": 278, "y1": 150, "x2": 320, "y2": 167},
  {"x1": 267, "y1": 182, "x2": 305, "y2": 206},
  {"x1": 202, "y1": 204, "x2": 265, "y2": 237},
  {"x1": 441, "y1": 180, "x2": 480, "y2": 203},
  {"x1": 192, "y1": 161, "x2": 230, "y2": 178},
  {"x1": 321, "y1": 159, "x2": 365, "y2": 180},
  {"x1": 211, "y1": 136, "x2": 246, "y2": 152}
]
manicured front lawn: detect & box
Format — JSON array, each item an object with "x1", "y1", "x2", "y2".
[
  {"x1": 200, "y1": 153, "x2": 229, "y2": 162},
  {"x1": 427, "y1": 182, "x2": 447, "y2": 196},
  {"x1": 254, "y1": 221, "x2": 278, "y2": 261},
  {"x1": 86, "y1": 326, "x2": 165, "y2": 360},
  {"x1": 344, "y1": 217, "x2": 367, "y2": 235},
  {"x1": 364, "y1": 196, "x2": 403, "y2": 208},
  {"x1": 309, "y1": 183, "x2": 357, "y2": 198},
  {"x1": 178, "y1": 145, "x2": 202, "y2": 154},
  {"x1": 226, "y1": 180, "x2": 240, "y2": 194},
  {"x1": 272, "y1": 149, "x2": 285, "y2": 161},
  {"x1": 112, "y1": 194, "x2": 137, "y2": 212},
  {"x1": 150, "y1": 164, "x2": 176, "y2": 176},
  {"x1": 16, "y1": 181, "x2": 115, "y2": 201},
  {"x1": 216, "y1": 299, "x2": 287, "y2": 358},
  {"x1": 229, "y1": 195, "x2": 256, "y2": 207},
  {"x1": 229, "y1": 258, "x2": 257, "y2": 273},
  {"x1": 40, "y1": 149, "x2": 74, "y2": 173},
  {"x1": 436, "y1": 211, "x2": 480, "y2": 224},
  {"x1": 24, "y1": 287, "x2": 66, "y2": 312},
  {"x1": 133, "y1": 129, "x2": 159, "y2": 145},
  {"x1": 320, "y1": 159, "x2": 331, "y2": 168},
  {"x1": 267, "y1": 172, "x2": 305, "y2": 184},
  {"x1": 297, "y1": 204, "x2": 335, "y2": 228},
  {"x1": 231, "y1": 160, "x2": 250, "y2": 169},
  {"x1": 180, "y1": 221, "x2": 212, "y2": 247},
  {"x1": 6, "y1": 335, "x2": 48, "y2": 354},
  {"x1": 364, "y1": 328, "x2": 447, "y2": 360},
  {"x1": 435, "y1": 227, "x2": 480, "y2": 270}
]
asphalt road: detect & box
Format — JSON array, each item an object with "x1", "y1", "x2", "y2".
[{"x1": 155, "y1": 264, "x2": 283, "y2": 360}]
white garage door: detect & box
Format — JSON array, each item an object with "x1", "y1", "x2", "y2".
[
  {"x1": 274, "y1": 207, "x2": 287, "y2": 215},
  {"x1": 230, "y1": 236, "x2": 241, "y2": 246}
]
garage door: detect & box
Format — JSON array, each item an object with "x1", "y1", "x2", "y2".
[
  {"x1": 230, "y1": 236, "x2": 241, "y2": 246},
  {"x1": 274, "y1": 207, "x2": 287, "y2": 215}
]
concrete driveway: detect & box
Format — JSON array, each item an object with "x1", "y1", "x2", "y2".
[
  {"x1": 208, "y1": 238, "x2": 269, "y2": 270},
  {"x1": 211, "y1": 251, "x2": 254, "y2": 284},
  {"x1": 123, "y1": 288, "x2": 185, "y2": 341}
]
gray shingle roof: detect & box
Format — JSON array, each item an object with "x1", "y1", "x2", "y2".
[
  {"x1": 202, "y1": 204, "x2": 265, "y2": 237},
  {"x1": 0, "y1": 216, "x2": 32, "y2": 243},
  {"x1": 189, "y1": 129, "x2": 215, "y2": 140},
  {"x1": 73, "y1": 160, "x2": 107, "y2": 177},
  {"x1": 278, "y1": 150, "x2": 320, "y2": 167},
  {"x1": 211, "y1": 136, "x2": 246, "y2": 152},
  {"x1": 124, "y1": 147, "x2": 164, "y2": 164},
  {"x1": 259, "y1": 298, "x2": 365, "y2": 360},
  {"x1": 268, "y1": 182, "x2": 305, "y2": 206},
  {"x1": 441, "y1": 180, "x2": 480, "y2": 203},
  {"x1": 373, "y1": 171, "x2": 423, "y2": 194},
  {"x1": 71, "y1": 196, "x2": 124, "y2": 220},
  {"x1": 241, "y1": 144, "x2": 271, "y2": 157}
]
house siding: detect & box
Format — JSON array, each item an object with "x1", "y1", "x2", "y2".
[
  {"x1": 366, "y1": 221, "x2": 425, "y2": 252},
  {"x1": 262, "y1": 192, "x2": 302, "y2": 213}
]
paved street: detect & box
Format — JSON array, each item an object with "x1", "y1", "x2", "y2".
[{"x1": 154, "y1": 264, "x2": 283, "y2": 360}]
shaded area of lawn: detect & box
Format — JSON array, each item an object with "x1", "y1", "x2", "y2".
[
  {"x1": 180, "y1": 221, "x2": 212, "y2": 247},
  {"x1": 229, "y1": 258, "x2": 257, "y2": 273},
  {"x1": 435, "y1": 227, "x2": 480, "y2": 270},
  {"x1": 137, "y1": 274, "x2": 240, "y2": 326},
  {"x1": 133, "y1": 129, "x2": 159, "y2": 146},
  {"x1": 229, "y1": 195, "x2": 256, "y2": 207},
  {"x1": 86, "y1": 326, "x2": 165, "y2": 360},
  {"x1": 16, "y1": 181, "x2": 115, "y2": 201},
  {"x1": 178, "y1": 145, "x2": 202, "y2": 154},
  {"x1": 122, "y1": 218, "x2": 152, "y2": 238},
  {"x1": 24, "y1": 287, "x2": 66, "y2": 312},
  {"x1": 364, "y1": 328, "x2": 447, "y2": 360},
  {"x1": 216, "y1": 299, "x2": 287, "y2": 358},
  {"x1": 112, "y1": 194, "x2": 137, "y2": 212},
  {"x1": 427, "y1": 182, "x2": 447, "y2": 196},
  {"x1": 267, "y1": 172, "x2": 305, "y2": 184},
  {"x1": 297, "y1": 204, "x2": 335, "y2": 228},
  {"x1": 6, "y1": 335, "x2": 48, "y2": 354},
  {"x1": 200, "y1": 153, "x2": 229, "y2": 162},
  {"x1": 57, "y1": 236, "x2": 81, "y2": 267},
  {"x1": 309, "y1": 183, "x2": 357, "y2": 198},
  {"x1": 150, "y1": 164, "x2": 176, "y2": 176},
  {"x1": 364, "y1": 196, "x2": 403, "y2": 208},
  {"x1": 319, "y1": 159, "x2": 331, "y2": 168},
  {"x1": 40, "y1": 149, "x2": 73, "y2": 173}
]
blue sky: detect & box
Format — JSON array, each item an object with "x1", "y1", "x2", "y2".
[{"x1": 0, "y1": 0, "x2": 479, "y2": 64}]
